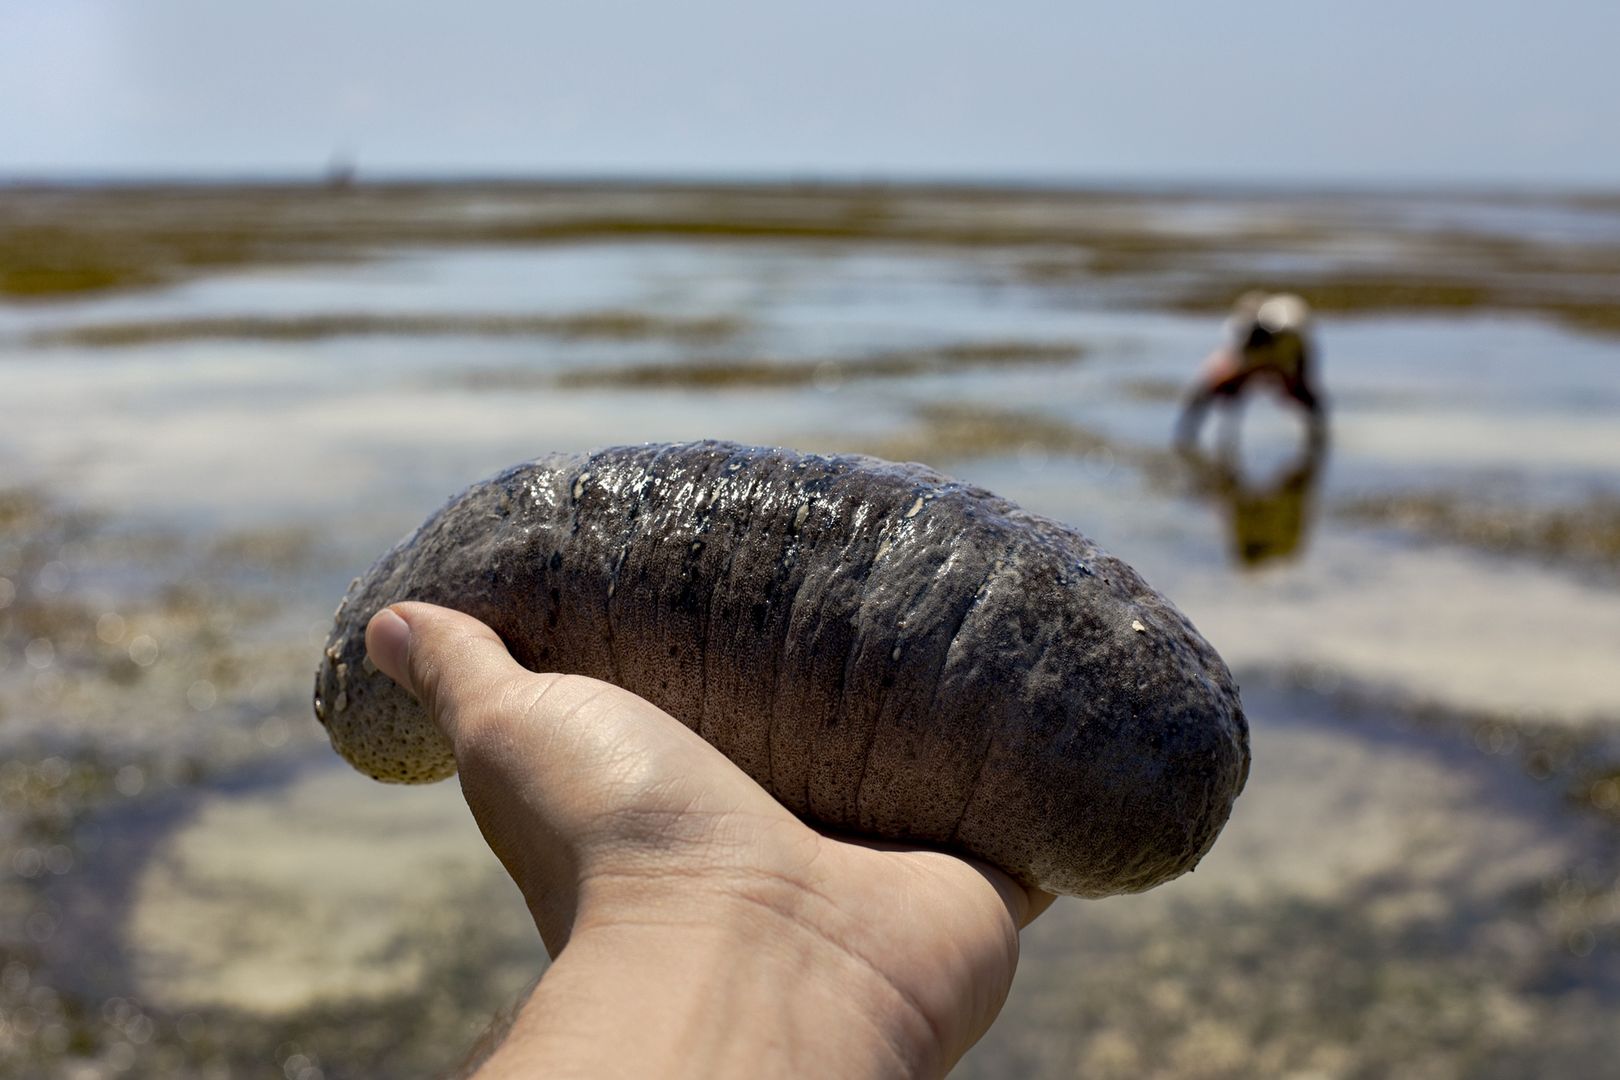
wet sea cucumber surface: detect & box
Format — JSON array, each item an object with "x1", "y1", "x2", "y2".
[{"x1": 315, "y1": 441, "x2": 1250, "y2": 897}]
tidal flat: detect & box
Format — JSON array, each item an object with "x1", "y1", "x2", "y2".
[{"x1": 2, "y1": 181, "x2": 1618, "y2": 1078}]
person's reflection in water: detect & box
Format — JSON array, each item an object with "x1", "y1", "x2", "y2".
[{"x1": 1178, "y1": 434, "x2": 1326, "y2": 567}]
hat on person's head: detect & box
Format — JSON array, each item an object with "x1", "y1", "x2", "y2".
[{"x1": 1256, "y1": 294, "x2": 1311, "y2": 335}]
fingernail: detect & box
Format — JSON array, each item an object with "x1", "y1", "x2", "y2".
[{"x1": 366, "y1": 607, "x2": 412, "y2": 687}]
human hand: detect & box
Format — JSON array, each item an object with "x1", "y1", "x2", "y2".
[{"x1": 366, "y1": 601, "x2": 1055, "y2": 1079}]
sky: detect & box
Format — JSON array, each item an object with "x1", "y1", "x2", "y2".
[{"x1": 3, "y1": 0, "x2": 1618, "y2": 186}]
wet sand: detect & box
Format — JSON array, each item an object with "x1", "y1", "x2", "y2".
[{"x1": 2, "y1": 182, "x2": 1618, "y2": 1078}]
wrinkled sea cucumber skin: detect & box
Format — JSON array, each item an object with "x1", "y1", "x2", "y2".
[{"x1": 314, "y1": 441, "x2": 1249, "y2": 897}]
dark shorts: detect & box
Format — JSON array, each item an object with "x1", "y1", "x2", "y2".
[{"x1": 1207, "y1": 364, "x2": 1320, "y2": 412}]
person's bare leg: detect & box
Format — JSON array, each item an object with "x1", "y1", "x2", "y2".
[
  {"x1": 1177, "y1": 364, "x2": 1250, "y2": 449},
  {"x1": 1175, "y1": 389, "x2": 1214, "y2": 448},
  {"x1": 1284, "y1": 375, "x2": 1328, "y2": 450}
]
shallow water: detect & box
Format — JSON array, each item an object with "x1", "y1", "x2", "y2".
[{"x1": 2, "y1": 184, "x2": 1618, "y2": 1078}]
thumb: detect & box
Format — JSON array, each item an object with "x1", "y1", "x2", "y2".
[{"x1": 364, "y1": 601, "x2": 530, "y2": 742}]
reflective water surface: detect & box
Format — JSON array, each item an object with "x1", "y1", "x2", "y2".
[{"x1": 2, "y1": 184, "x2": 1618, "y2": 1078}]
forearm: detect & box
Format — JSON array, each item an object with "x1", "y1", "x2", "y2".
[
  {"x1": 1175, "y1": 392, "x2": 1211, "y2": 443},
  {"x1": 472, "y1": 912, "x2": 941, "y2": 1079}
]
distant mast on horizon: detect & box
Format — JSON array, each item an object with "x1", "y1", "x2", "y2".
[{"x1": 326, "y1": 148, "x2": 356, "y2": 190}]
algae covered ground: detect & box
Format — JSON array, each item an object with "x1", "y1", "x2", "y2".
[{"x1": 2, "y1": 181, "x2": 1618, "y2": 1078}]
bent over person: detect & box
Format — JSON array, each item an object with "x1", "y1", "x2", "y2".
[{"x1": 1175, "y1": 291, "x2": 1326, "y2": 447}]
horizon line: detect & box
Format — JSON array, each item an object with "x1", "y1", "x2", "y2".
[{"x1": 2, "y1": 168, "x2": 1617, "y2": 200}]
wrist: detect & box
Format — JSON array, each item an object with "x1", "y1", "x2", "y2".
[{"x1": 479, "y1": 878, "x2": 943, "y2": 1079}]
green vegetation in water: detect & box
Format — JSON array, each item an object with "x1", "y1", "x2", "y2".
[
  {"x1": 0, "y1": 856, "x2": 540, "y2": 1079},
  {"x1": 841, "y1": 404, "x2": 1620, "y2": 577},
  {"x1": 1151, "y1": 219, "x2": 1620, "y2": 336},
  {"x1": 1168, "y1": 275, "x2": 1620, "y2": 339},
  {"x1": 532, "y1": 341, "x2": 1084, "y2": 391},
  {"x1": 8, "y1": 183, "x2": 1620, "y2": 340},
  {"x1": 966, "y1": 886, "x2": 1620, "y2": 1080},
  {"x1": 846, "y1": 404, "x2": 1321, "y2": 569},
  {"x1": 960, "y1": 671, "x2": 1620, "y2": 1080},
  {"x1": 842, "y1": 402, "x2": 1154, "y2": 471},
  {"x1": 1263, "y1": 663, "x2": 1620, "y2": 819},
  {"x1": 1111, "y1": 376, "x2": 1188, "y2": 404},
  {"x1": 1577, "y1": 767, "x2": 1620, "y2": 821},
  {"x1": 1337, "y1": 490, "x2": 1620, "y2": 571},
  {"x1": 30, "y1": 310, "x2": 744, "y2": 349},
  {"x1": 0, "y1": 484, "x2": 531, "y2": 1078},
  {"x1": 0, "y1": 205, "x2": 351, "y2": 300}
]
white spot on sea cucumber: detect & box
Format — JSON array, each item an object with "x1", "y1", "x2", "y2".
[
  {"x1": 727, "y1": 461, "x2": 743, "y2": 471},
  {"x1": 891, "y1": 645, "x2": 903, "y2": 661},
  {"x1": 607, "y1": 578, "x2": 617, "y2": 598},
  {"x1": 336, "y1": 663, "x2": 349, "y2": 684},
  {"x1": 333, "y1": 691, "x2": 348, "y2": 713},
  {"x1": 361, "y1": 655, "x2": 378, "y2": 676},
  {"x1": 572, "y1": 473, "x2": 591, "y2": 499},
  {"x1": 793, "y1": 503, "x2": 810, "y2": 530},
  {"x1": 904, "y1": 497, "x2": 924, "y2": 518},
  {"x1": 1131, "y1": 620, "x2": 1146, "y2": 633}
]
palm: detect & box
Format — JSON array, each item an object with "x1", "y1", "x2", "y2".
[
  {"x1": 373, "y1": 603, "x2": 1053, "y2": 1073},
  {"x1": 448, "y1": 672, "x2": 1050, "y2": 1070}
]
